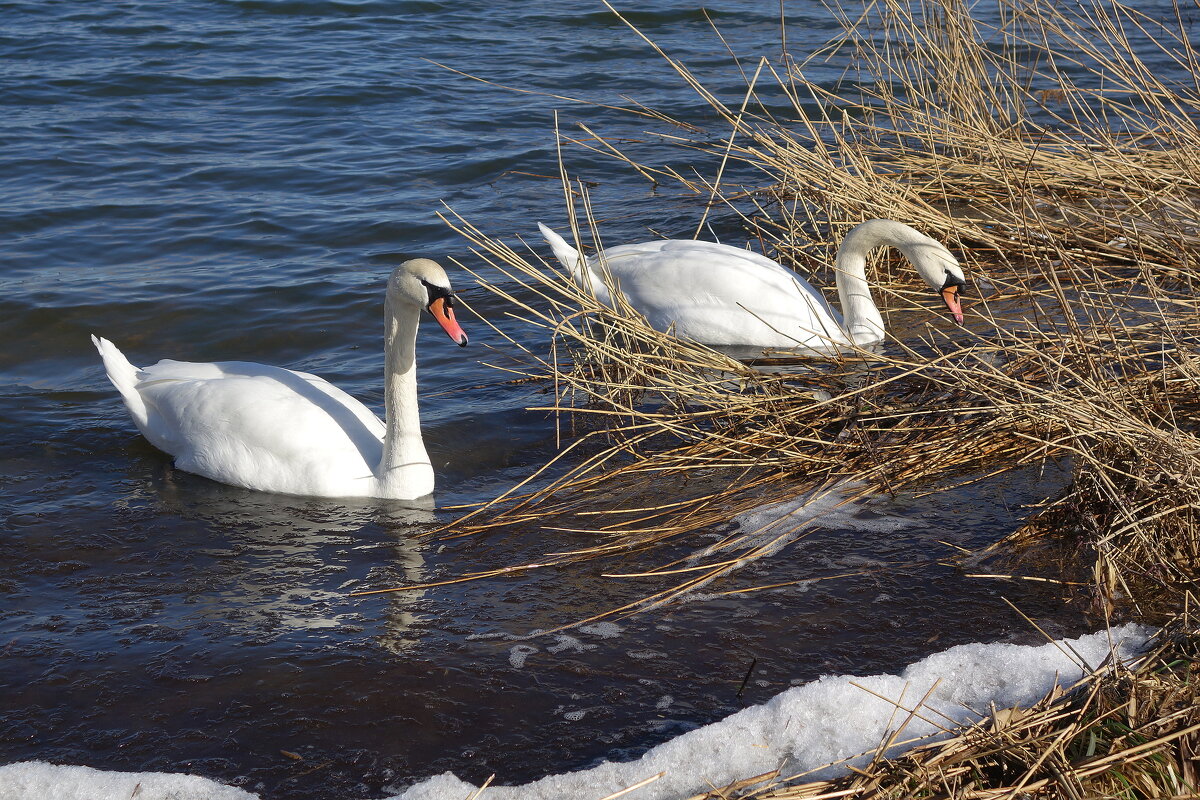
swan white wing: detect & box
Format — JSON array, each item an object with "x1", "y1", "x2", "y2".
[
  {"x1": 599, "y1": 238, "x2": 785, "y2": 272},
  {"x1": 589, "y1": 240, "x2": 847, "y2": 347},
  {"x1": 139, "y1": 359, "x2": 385, "y2": 436},
  {"x1": 133, "y1": 360, "x2": 384, "y2": 496}
]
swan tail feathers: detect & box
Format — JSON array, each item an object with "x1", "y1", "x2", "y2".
[
  {"x1": 537, "y1": 222, "x2": 582, "y2": 273},
  {"x1": 91, "y1": 335, "x2": 151, "y2": 430}
]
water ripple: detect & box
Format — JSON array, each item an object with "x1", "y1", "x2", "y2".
[{"x1": 0, "y1": 0, "x2": 1157, "y2": 797}]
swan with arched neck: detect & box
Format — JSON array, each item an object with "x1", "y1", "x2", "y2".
[{"x1": 538, "y1": 219, "x2": 965, "y2": 349}]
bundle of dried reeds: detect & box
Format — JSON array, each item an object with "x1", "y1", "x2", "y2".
[
  {"x1": 437, "y1": 213, "x2": 1200, "y2": 619},
  {"x1": 413, "y1": 0, "x2": 1200, "y2": 623},
  {"x1": 399, "y1": 1, "x2": 1200, "y2": 796}
]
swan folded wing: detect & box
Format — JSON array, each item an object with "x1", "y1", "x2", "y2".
[
  {"x1": 602, "y1": 243, "x2": 845, "y2": 347},
  {"x1": 140, "y1": 360, "x2": 384, "y2": 433},
  {"x1": 134, "y1": 361, "x2": 385, "y2": 495}
]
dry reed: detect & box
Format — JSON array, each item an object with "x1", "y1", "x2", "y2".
[
  {"x1": 407, "y1": 0, "x2": 1200, "y2": 795},
  {"x1": 414, "y1": 0, "x2": 1200, "y2": 623}
]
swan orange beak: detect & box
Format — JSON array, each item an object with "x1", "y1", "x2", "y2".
[
  {"x1": 429, "y1": 296, "x2": 468, "y2": 346},
  {"x1": 940, "y1": 285, "x2": 964, "y2": 323}
]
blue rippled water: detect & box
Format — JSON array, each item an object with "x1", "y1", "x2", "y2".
[{"x1": 0, "y1": 1, "x2": 1163, "y2": 798}]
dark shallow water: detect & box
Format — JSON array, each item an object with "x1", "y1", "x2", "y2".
[{"x1": 0, "y1": 1, "x2": 1177, "y2": 798}]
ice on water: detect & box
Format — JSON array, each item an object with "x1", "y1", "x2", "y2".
[
  {"x1": 2, "y1": 624, "x2": 1149, "y2": 800},
  {"x1": 691, "y1": 481, "x2": 919, "y2": 569}
]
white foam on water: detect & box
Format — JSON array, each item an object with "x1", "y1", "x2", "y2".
[
  {"x1": 509, "y1": 643, "x2": 538, "y2": 668},
  {"x1": 0, "y1": 624, "x2": 1151, "y2": 800},
  {"x1": 579, "y1": 622, "x2": 623, "y2": 639},
  {"x1": 546, "y1": 634, "x2": 595, "y2": 654}
]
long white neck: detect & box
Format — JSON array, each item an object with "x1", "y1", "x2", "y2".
[
  {"x1": 376, "y1": 295, "x2": 433, "y2": 497},
  {"x1": 832, "y1": 220, "x2": 904, "y2": 346}
]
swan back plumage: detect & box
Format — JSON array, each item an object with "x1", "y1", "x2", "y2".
[
  {"x1": 539, "y1": 224, "x2": 846, "y2": 348},
  {"x1": 600, "y1": 239, "x2": 843, "y2": 345},
  {"x1": 137, "y1": 358, "x2": 385, "y2": 495}
]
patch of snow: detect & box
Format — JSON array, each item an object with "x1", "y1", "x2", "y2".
[
  {"x1": 394, "y1": 624, "x2": 1149, "y2": 800},
  {"x1": 0, "y1": 625, "x2": 1151, "y2": 800},
  {"x1": 0, "y1": 762, "x2": 257, "y2": 800}
]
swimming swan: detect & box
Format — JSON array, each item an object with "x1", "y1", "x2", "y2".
[
  {"x1": 92, "y1": 258, "x2": 468, "y2": 499},
  {"x1": 538, "y1": 219, "x2": 965, "y2": 349}
]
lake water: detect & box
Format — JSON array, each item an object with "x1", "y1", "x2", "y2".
[{"x1": 0, "y1": 1, "x2": 1159, "y2": 798}]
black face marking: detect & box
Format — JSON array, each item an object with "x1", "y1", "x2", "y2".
[
  {"x1": 941, "y1": 272, "x2": 966, "y2": 290},
  {"x1": 419, "y1": 278, "x2": 455, "y2": 308}
]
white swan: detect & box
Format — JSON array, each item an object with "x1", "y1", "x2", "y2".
[
  {"x1": 92, "y1": 258, "x2": 468, "y2": 500},
  {"x1": 538, "y1": 219, "x2": 965, "y2": 350}
]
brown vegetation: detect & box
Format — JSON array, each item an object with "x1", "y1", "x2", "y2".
[
  {"x1": 438, "y1": 0, "x2": 1200, "y2": 620},
  {"x1": 432, "y1": 0, "x2": 1200, "y2": 794}
]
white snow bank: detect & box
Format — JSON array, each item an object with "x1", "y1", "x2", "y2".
[
  {"x1": 0, "y1": 624, "x2": 1150, "y2": 800},
  {"x1": 395, "y1": 623, "x2": 1149, "y2": 800},
  {"x1": 0, "y1": 761, "x2": 257, "y2": 800}
]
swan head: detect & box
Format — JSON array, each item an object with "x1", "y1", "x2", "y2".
[
  {"x1": 888, "y1": 225, "x2": 967, "y2": 325},
  {"x1": 841, "y1": 220, "x2": 967, "y2": 324},
  {"x1": 390, "y1": 259, "x2": 469, "y2": 346}
]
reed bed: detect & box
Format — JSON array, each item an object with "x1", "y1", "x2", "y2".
[
  {"x1": 422, "y1": 0, "x2": 1200, "y2": 795},
  {"x1": 424, "y1": 0, "x2": 1200, "y2": 621},
  {"x1": 442, "y1": 209, "x2": 1200, "y2": 620}
]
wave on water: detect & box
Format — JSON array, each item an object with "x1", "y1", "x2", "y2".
[{"x1": 0, "y1": 624, "x2": 1150, "y2": 800}]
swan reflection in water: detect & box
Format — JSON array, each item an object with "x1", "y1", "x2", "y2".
[{"x1": 141, "y1": 466, "x2": 437, "y2": 654}]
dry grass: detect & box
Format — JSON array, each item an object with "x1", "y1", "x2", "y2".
[
  {"x1": 420, "y1": 0, "x2": 1200, "y2": 623},
  {"x1": 414, "y1": 0, "x2": 1200, "y2": 795}
]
